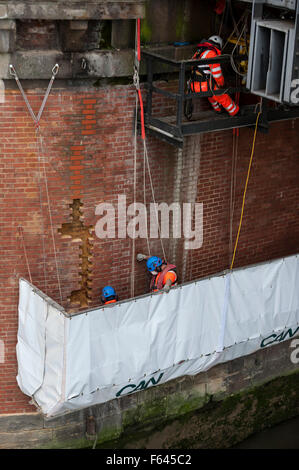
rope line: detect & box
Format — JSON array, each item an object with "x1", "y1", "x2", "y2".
[
  {"x1": 143, "y1": 139, "x2": 167, "y2": 262},
  {"x1": 38, "y1": 131, "x2": 63, "y2": 303},
  {"x1": 10, "y1": 64, "x2": 62, "y2": 302},
  {"x1": 143, "y1": 141, "x2": 151, "y2": 257},
  {"x1": 230, "y1": 111, "x2": 261, "y2": 270},
  {"x1": 132, "y1": 19, "x2": 167, "y2": 263},
  {"x1": 130, "y1": 93, "x2": 138, "y2": 298},
  {"x1": 18, "y1": 226, "x2": 33, "y2": 284},
  {"x1": 36, "y1": 135, "x2": 48, "y2": 291}
]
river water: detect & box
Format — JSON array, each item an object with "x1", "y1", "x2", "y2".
[{"x1": 232, "y1": 415, "x2": 299, "y2": 449}]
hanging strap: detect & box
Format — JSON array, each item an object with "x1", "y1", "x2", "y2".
[
  {"x1": 217, "y1": 271, "x2": 231, "y2": 353},
  {"x1": 132, "y1": 19, "x2": 167, "y2": 262},
  {"x1": 9, "y1": 64, "x2": 59, "y2": 128},
  {"x1": 11, "y1": 64, "x2": 63, "y2": 304},
  {"x1": 36, "y1": 64, "x2": 59, "y2": 125},
  {"x1": 18, "y1": 226, "x2": 33, "y2": 284}
]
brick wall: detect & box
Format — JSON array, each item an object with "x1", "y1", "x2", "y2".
[{"x1": 0, "y1": 80, "x2": 299, "y2": 414}]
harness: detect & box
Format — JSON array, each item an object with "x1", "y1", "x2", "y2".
[
  {"x1": 190, "y1": 42, "x2": 221, "y2": 88},
  {"x1": 150, "y1": 264, "x2": 178, "y2": 292}
]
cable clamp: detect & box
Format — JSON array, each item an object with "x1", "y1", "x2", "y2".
[
  {"x1": 9, "y1": 64, "x2": 17, "y2": 78},
  {"x1": 52, "y1": 63, "x2": 59, "y2": 76},
  {"x1": 133, "y1": 67, "x2": 140, "y2": 90}
]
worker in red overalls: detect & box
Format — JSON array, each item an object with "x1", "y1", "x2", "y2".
[
  {"x1": 101, "y1": 286, "x2": 118, "y2": 305},
  {"x1": 190, "y1": 35, "x2": 239, "y2": 116},
  {"x1": 137, "y1": 254, "x2": 178, "y2": 293}
]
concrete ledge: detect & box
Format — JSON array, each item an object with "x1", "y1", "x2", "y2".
[
  {"x1": 0, "y1": 44, "x2": 198, "y2": 80},
  {"x1": 1, "y1": 49, "x2": 135, "y2": 79},
  {"x1": 0, "y1": 1, "x2": 146, "y2": 20},
  {"x1": 73, "y1": 50, "x2": 134, "y2": 78}
]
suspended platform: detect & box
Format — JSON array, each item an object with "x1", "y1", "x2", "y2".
[{"x1": 142, "y1": 50, "x2": 299, "y2": 147}]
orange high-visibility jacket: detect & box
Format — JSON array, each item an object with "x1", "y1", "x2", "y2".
[
  {"x1": 193, "y1": 43, "x2": 224, "y2": 88},
  {"x1": 104, "y1": 299, "x2": 117, "y2": 305},
  {"x1": 150, "y1": 264, "x2": 178, "y2": 292}
]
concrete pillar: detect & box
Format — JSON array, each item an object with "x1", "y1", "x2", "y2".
[
  {"x1": 0, "y1": 19, "x2": 16, "y2": 53},
  {"x1": 180, "y1": 135, "x2": 201, "y2": 283},
  {"x1": 169, "y1": 147, "x2": 184, "y2": 264}
]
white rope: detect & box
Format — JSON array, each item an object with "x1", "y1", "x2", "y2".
[
  {"x1": 217, "y1": 271, "x2": 231, "y2": 353},
  {"x1": 37, "y1": 65, "x2": 59, "y2": 123},
  {"x1": 130, "y1": 19, "x2": 140, "y2": 298},
  {"x1": 130, "y1": 94, "x2": 138, "y2": 298},
  {"x1": 18, "y1": 226, "x2": 33, "y2": 284},
  {"x1": 10, "y1": 64, "x2": 62, "y2": 303},
  {"x1": 38, "y1": 131, "x2": 63, "y2": 304},
  {"x1": 36, "y1": 140, "x2": 48, "y2": 291},
  {"x1": 143, "y1": 146, "x2": 150, "y2": 257},
  {"x1": 143, "y1": 139, "x2": 167, "y2": 262},
  {"x1": 143, "y1": 142, "x2": 151, "y2": 258},
  {"x1": 132, "y1": 20, "x2": 166, "y2": 263}
]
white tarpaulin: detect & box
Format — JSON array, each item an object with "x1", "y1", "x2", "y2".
[{"x1": 16, "y1": 254, "x2": 299, "y2": 417}]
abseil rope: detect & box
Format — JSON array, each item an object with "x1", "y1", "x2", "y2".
[
  {"x1": 38, "y1": 131, "x2": 63, "y2": 303},
  {"x1": 10, "y1": 64, "x2": 63, "y2": 303},
  {"x1": 132, "y1": 19, "x2": 167, "y2": 274},
  {"x1": 18, "y1": 226, "x2": 33, "y2": 284},
  {"x1": 143, "y1": 139, "x2": 167, "y2": 262},
  {"x1": 130, "y1": 19, "x2": 140, "y2": 298}
]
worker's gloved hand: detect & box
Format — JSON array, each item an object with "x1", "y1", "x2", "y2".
[
  {"x1": 137, "y1": 253, "x2": 147, "y2": 262},
  {"x1": 163, "y1": 284, "x2": 171, "y2": 294}
]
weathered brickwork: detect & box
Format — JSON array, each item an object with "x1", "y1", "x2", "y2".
[{"x1": 0, "y1": 79, "x2": 299, "y2": 417}]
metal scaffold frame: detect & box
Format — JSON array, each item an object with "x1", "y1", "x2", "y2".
[{"x1": 142, "y1": 48, "x2": 299, "y2": 147}]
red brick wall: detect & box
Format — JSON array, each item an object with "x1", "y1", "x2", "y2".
[{"x1": 0, "y1": 81, "x2": 299, "y2": 413}]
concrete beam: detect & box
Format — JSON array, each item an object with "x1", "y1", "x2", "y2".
[
  {"x1": 0, "y1": 49, "x2": 135, "y2": 79},
  {"x1": 6, "y1": 51, "x2": 72, "y2": 80},
  {"x1": 0, "y1": 1, "x2": 146, "y2": 20},
  {"x1": 73, "y1": 50, "x2": 134, "y2": 78},
  {"x1": 0, "y1": 44, "x2": 197, "y2": 80}
]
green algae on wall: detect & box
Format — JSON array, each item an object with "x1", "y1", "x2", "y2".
[
  {"x1": 140, "y1": 19, "x2": 152, "y2": 44},
  {"x1": 175, "y1": 2, "x2": 186, "y2": 41},
  {"x1": 95, "y1": 369, "x2": 299, "y2": 449},
  {"x1": 140, "y1": 2, "x2": 152, "y2": 44}
]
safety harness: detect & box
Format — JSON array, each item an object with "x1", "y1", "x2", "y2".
[
  {"x1": 150, "y1": 263, "x2": 178, "y2": 292},
  {"x1": 190, "y1": 41, "x2": 221, "y2": 89}
]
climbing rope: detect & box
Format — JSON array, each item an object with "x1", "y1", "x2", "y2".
[
  {"x1": 143, "y1": 139, "x2": 167, "y2": 262},
  {"x1": 131, "y1": 18, "x2": 167, "y2": 294},
  {"x1": 38, "y1": 131, "x2": 63, "y2": 303},
  {"x1": 131, "y1": 62, "x2": 138, "y2": 296},
  {"x1": 130, "y1": 19, "x2": 141, "y2": 298},
  {"x1": 18, "y1": 226, "x2": 33, "y2": 284},
  {"x1": 10, "y1": 64, "x2": 63, "y2": 303},
  {"x1": 230, "y1": 109, "x2": 261, "y2": 270}
]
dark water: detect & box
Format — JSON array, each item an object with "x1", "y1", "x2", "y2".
[{"x1": 232, "y1": 415, "x2": 299, "y2": 449}]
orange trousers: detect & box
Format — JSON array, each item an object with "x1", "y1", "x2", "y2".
[{"x1": 191, "y1": 80, "x2": 239, "y2": 116}]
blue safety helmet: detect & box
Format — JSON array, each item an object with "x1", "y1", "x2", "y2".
[
  {"x1": 102, "y1": 286, "x2": 116, "y2": 299},
  {"x1": 146, "y1": 256, "x2": 163, "y2": 272}
]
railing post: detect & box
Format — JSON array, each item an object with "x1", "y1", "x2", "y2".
[
  {"x1": 146, "y1": 56, "x2": 153, "y2": 121},
  {"x1": 176, "y1": 62, "x2": 185, "y2": 130}
]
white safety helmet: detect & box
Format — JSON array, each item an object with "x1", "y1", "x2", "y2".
[{"x1": 208, "y1": 35, "x2": 223, "y2": 49}]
